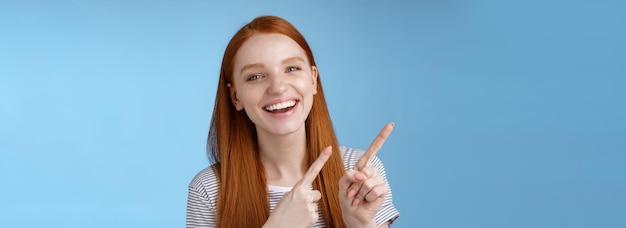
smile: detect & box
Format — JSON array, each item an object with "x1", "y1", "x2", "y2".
[{"x1": 264, "y1": 100, "x2": 298, "y2": 113}]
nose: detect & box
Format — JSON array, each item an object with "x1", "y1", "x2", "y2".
[{"x1": 267, "y1": 74, "x2": 288, "y2": 95}]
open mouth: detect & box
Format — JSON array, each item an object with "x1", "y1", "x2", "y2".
[{"x1": 264, "y1": 100, "x2": 298, "y2": 113}]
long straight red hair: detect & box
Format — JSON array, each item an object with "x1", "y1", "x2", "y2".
[{"x1": 207, "y1": 16, "x2": 347, "y2": 227}]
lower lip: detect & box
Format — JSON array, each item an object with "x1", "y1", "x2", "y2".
[{"x1": 266, "y1": 101, "x2": 299, "y2": 119}]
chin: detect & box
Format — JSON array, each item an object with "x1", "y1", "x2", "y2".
[{"x1": 265, "y1": 122, "x2": 306, "y2": 136}]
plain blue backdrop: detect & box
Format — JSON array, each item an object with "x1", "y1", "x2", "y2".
[{"x1": 1, "y1": 0, "x2": 625, "y2": 227}]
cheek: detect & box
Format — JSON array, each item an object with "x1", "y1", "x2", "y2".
[
  {"x1": 294, "y1": 78, "x2": 315, "y2": 94},
  {"x1": 235, "y1": 87, "x2": 259, "y2": 107},
  {"x1": 240, "y1": 94, "x2": 258, "y2": 108}
]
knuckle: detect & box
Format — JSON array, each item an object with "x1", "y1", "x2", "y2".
[
  {"x1": 365, "y1": 193, "x2": 376, "y2": 202},
  {"x1": 362, "y1": 181, "x2": 373, "y2": 190},
  {"x1": 307, "y1": 167, "x2": 315, "y2": 176},
  {"x1": 373, "y1": 186, "x2": 385, "y2": 196},
  {"x1": 369, "y1": 167, "x2": 380, "y2": 175},
  {"x1": 361, "y1": 167, "x2": 374, "y2": 176},
  {"x1": 356, "y1": 192, "x2": 364, "y2": 200},
  {"x1": 364, "y1": 178, "x2": 378, "y2": 189},
  {"x1": 308, "y1": 166, "x2": 320, "y2": 177}
]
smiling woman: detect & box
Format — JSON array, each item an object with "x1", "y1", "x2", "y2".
[
  {"x1": 186, "y1": 15, "x2": 399, "y2": 228},
  {"x1": 230, "y1": 33, "x2": 318, "y2": 136}
]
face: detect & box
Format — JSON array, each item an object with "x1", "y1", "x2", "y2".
[{"x1": 230, "y1": 33, "x2": 318, "y2": 137}]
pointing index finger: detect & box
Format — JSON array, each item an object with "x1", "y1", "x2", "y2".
[
  {"x1": 355, "y1": 122, "x2": 394, "y2": 170},
  {"x1": 296, "y1": 146, "x2": 333, "y2": 187}
]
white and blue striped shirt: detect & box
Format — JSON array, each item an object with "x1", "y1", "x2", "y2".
[{"x1": 187, "y1": 146, "x2": 400, "y2": 227}]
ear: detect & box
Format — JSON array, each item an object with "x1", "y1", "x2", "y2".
[
  {"x1": 227, "y1": 83, "x2": 244, "y2": 111},
  {"x1": 311, "y1": 66, "x2": 319, "y2": 95}
]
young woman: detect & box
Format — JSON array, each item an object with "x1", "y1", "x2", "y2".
[{"x1": 187, "y1": 15, "x2": 400, "y2": 228}]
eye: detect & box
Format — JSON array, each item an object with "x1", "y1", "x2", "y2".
[
  {"x1": 286, "y1": 66, "x2": 300, "y2": 72},
  {"x1": 247, "y1": 74, "x2": 264, "y2": 81}
]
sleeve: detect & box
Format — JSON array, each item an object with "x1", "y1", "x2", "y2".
[
  {"x1": 371, "y1": 156, "x2": 400, "y2": 227},
  {"x1": 186, "y1": 180, "x2": 217, "y2": 227}
]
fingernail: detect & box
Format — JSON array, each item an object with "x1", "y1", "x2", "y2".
[
  {"x1": 356, "y1": 173, "x2": 367, "y2": 181},
  {"x1": 352, "y1": 198, "x2": 358, "y2": 207},
  {"x1": 348, "y1": 189, "x2": 356, "y2": 197},
  {"x1": 326, "y1": 146, "x2": 332, "y2": 154}
]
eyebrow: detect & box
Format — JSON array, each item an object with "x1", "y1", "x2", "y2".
[
  {"x1": 282, "y1": 57, "x2": 306, "y2": 65},
  {"x1": 239, "y1": 57, "x2": 306, "y2": 74},
  {"x1": 240, "y1": 63, "x2": 265, "y2": 74}
]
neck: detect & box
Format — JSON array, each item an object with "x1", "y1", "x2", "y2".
[{"x1": 257, "y1": 127, "x2": 307, "y2": 187}]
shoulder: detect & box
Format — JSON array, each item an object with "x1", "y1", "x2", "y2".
[
  {"x1": 190, "y1": 164, "x2": 219, "y2": 186},
  {"x1": 339, "y1": 146, "x2": 365, "y2": 170},
  {"x1": 187, "y1": 164, "x2": 219, "y2": 226},
  {"x1": 188, "y1": 164, "x2": 220, "y2": 205}
]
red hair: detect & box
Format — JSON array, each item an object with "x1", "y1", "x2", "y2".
[{"x1": 207, "y1": 16, "x2": 346, "y2": 227}]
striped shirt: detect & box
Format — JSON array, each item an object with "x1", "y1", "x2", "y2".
[{"x1": 187, "y1": 146, "x2": 400, "y2": 227}]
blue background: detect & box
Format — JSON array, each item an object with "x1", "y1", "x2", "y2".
[{"x1": 1, "y1": 0, "x2": 625, "y2": 227}]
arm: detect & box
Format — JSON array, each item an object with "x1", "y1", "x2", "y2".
[{"x1": 186, "y1": 185, "x2": 216, "y2": 228}]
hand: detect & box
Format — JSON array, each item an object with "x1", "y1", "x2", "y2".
[
  {"x1": 263, "y1": 146, "x2": 333, "y2": 228},
  {"x1": 339, "y1": 123, "x2": 394, "y2": 227}
]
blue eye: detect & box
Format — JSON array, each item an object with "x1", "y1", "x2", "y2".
[
  {"x1": 287, "y1": 66, "x2": 300, "y2": 72},
  {"x1": 248, "y1": 74, "x2": 263, "y2": 81}
]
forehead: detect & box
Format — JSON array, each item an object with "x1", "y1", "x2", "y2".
[{"x1": 234, "y1": 33, "x2": 309, "y2": 69}]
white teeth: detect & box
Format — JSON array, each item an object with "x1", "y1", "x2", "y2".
[{"x1": 265, "y1": 100, "x2": 296, "y2": 111}]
